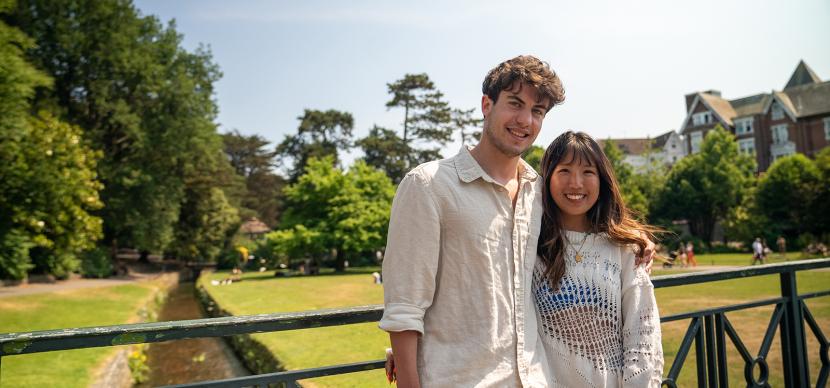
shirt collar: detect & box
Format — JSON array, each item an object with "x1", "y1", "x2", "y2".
[{"x1": 454, "y1": 145, "x2": 539, "y2": 184}]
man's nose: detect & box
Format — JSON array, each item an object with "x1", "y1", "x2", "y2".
[{"x1": 516, "y1": 108, "x2": 532, "y2": 127}]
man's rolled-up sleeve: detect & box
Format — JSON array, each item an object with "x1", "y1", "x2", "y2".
[{"x1": 378, "y1": 170, "x2": 441, "y2": 335}]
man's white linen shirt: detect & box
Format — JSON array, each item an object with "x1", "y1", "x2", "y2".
[{"x1": 379, "y1": 146, "x2": 549, "y2": 387}]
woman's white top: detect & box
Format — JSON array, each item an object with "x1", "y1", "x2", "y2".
[{"x1": 532, "y1": 231, "x2": 664, "y2": 387}]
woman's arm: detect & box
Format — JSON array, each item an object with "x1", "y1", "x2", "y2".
[{"x1": 621, "y1": 249, "x2": 664, "y2": 387}]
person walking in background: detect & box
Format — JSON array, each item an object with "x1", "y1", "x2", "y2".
[
  {"x1": 777, "y1": 236, "x2": 787, "y2": 260},
  {"x1": 751, "y1": 237, "x2": 765, "y2": 265},
  {"x1": 678, "y1": 242, "x2": 688, "y2": 267},
  {"x1": 685, "y1": 241, "x2": 697, "y2": 267}
]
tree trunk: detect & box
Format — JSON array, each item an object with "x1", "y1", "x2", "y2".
[{"x1": 334, "y1": 249, "x2": 346, "y2": 272}]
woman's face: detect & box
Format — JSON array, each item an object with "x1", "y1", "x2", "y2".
[{"x1": 549, "y1": 152, "x2": 600, "y2": 231}]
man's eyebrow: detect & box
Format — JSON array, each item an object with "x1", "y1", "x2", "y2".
[{"x1": 506, "y1": 94, "x2": 525, "y2": 104}]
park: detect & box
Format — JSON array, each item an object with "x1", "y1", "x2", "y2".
[{"x1": 1, "y1": 0, "x2": 829, "y2": 387}]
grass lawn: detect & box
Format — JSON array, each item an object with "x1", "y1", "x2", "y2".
[
  {"x1": 689, "y1": 251, "x2": 812, "y2": 266},
  {"x1": 201, "y1": 263, "x2": 829, "y2": 388},
  {"x1": 0, "y1": 280, "x2": 165, "y2": 387}
]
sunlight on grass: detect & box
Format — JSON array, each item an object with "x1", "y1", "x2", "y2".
[{"x1": 0, "y1": 281, "x2": 163, "y2": 387}]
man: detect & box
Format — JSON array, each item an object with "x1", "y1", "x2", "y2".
[
  {"x1": 379, "y1": 55, "x2": 651, "y2": 387},
  {"x1": 752, "y1": 237, "x2": 765, "y2": 265}
]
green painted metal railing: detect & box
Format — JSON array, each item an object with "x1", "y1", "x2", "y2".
[{"x1": 1, "y1": 258, "x2": 828, "y2": 387}]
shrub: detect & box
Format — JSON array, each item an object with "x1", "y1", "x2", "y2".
[
  {"x1": 80, "y1": 247, "x2": 113, "y2": 278},
  {"x1": 0, "y1": 228, "x2": 34, "y2": 280}
]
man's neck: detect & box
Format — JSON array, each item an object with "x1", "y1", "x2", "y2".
[{"x1": 469, "y1": 142, "x2": 521, "y2": 185}]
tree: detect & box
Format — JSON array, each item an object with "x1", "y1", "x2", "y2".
[
  {"x1": 522, "y1": 145, "x2": 544, "y2": 173},
  {"x1": 452, "y1": 107, "x2": 482, "y2": 144},
  {"x1": 812, "y1": 147, "x2": 830, "y2": 236},
  {"x1": 356, "y1": 125, "x2": 412, "y2": 183},
  {"x1": 276, "y1": 109, "x2": 354, "y2": 181},
  {"x1": 652, "y1": 126, "x2": 755, "y2": 243},
  {"x1": 386, "y1": 73, "x2": 453, "y2": 144},
  {"x1": 756, "y1": 154, "x2": 821, "y2": 240},
  {"x1": 222, "y1": 130, "x2": 284, "y2": 226},
  {"x1": 11, "y1": 0, "x2": 227, "y2": 258},
  {"x1": 602, "y1": 140, "x2": 649, "y2": 219},
  {"x1": 266, "y1": 156, "x2": 395, "y2": 271},
  {"x1": 1, "y1": 4, "x2": 102, "y2": 279}
]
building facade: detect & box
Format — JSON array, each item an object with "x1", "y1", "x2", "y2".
[
  {"x1": 599, "y1": 130, "x2": 686, "y2": 172},
  {"x1": 680, "y1": 61, "x2": 830, "y2": 171}
]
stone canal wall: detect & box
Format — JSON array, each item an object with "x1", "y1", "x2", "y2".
[{"x1": 89, "y1": 272, "x2": 179, "y2": 388}]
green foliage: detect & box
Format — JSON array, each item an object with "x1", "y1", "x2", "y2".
[
  {"x1": 522, "y1": 145, "x2": 544, "y2": 173},
  {"x1": 265, "y1": 157, "x2": 395, "y2": 271},
  {"x1": 80, "y1": 247, "x2": 113, "y2": 278},
  {"x1": 0, "y1": 112, "x2": 103, "y2": 279},
  {"x1": 0, "y1": 228, "x2": 34, "y2": 280},
  {"x1": 222, "y1": 130, "x2": 284, "y2": 226},
  {"x1": 452, "y1": 107, "x2": 482, "y2": 144},
  {"x1": 652, "y1": 126, "x2": 756, "y2": 243},
  {"x1": 386, "y1": 73, "x2": 453, "y2": 144},
  {"x1": 756, "y1": 154, "x2": 822, "y2": 239},
  {"x1": 357, "y1": 125, "x2": 417, "y2": 183},
  {"x1": 276, "y1": 109, "x2": 354, "y2": 181},
  {"x1": 602, "y1": 139, "x2": 651, "y2": 218},
  {"x1": 12, "y1": 0, "x2": 226, "y2": 255}
]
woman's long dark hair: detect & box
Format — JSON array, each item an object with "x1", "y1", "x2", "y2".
[{"x1": 537, "y1": 131, "x2": 660, "y2": 287}]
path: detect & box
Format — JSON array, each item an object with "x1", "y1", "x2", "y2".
[{"x1": 0, "y1": 271, "x2": 163, "y2": 299}]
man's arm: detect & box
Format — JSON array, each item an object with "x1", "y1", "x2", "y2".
[
  {"x1": 379, "y1": 170, "x2": 442, "y2": 385},
  {"x1": 635, "y1": 232, "x2": 656, "y2": 272},
  {"x1": 389, "y1": 331, "x2": 421, "y2": 388}
]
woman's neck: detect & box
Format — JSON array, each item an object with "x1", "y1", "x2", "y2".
[{"x1": 561, "y1": 214, "x2": 590, "y2": 233}]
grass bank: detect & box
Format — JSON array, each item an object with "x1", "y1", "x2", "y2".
[
  {"x1": 201, "y1": 259, "x2": 828, "y2": 387},
  {"x1": 0, "y1": 277, "x2": 170, "y2": 387}
]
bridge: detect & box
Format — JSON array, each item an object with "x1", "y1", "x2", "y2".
[{"x1": 1, "y1": 259, "x2": 828, "y2": 387}]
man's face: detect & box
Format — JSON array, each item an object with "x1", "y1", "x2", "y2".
[{"x1": 480, "y1": 83, "x2": 550, "y2": 158}]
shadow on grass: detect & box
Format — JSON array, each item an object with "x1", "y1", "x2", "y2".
[{"x1": 211, "y1": 267, "x2": 382, "y2": 283}]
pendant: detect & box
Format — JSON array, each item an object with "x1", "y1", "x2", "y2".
[{"x1": 575, "y1": 253, "x2": 583, "y2": 262}]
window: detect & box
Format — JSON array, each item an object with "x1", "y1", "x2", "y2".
[
  {"x1": 771, "y1": 124, "x2": 788, "y2": 144},
  {"x1": 690, "y1": 131, "x2": 703, "y2": 153},
  {"x1": 771, "y1": 103, "x2": 784, "y2": 120},
  {"x1": 738, "y1": 138, "x2": 755, "y2": 154},
  {"x1": 824, "y1": 118, "x2": 830, "y2": 140},
  {"x1": 692, "y1": 111, "x2": 712, "y2": 126},
  {"x1": 735, "y1": 118, "x2": 754, "y2": 135}
]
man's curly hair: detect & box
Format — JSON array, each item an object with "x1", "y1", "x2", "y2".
[{"x1": 482, "y1": 55, "x2": 565, "y2": 112}]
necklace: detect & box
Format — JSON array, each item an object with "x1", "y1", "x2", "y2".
[{"x1": 571, "y1": 232, "x2": 590, "y2": 262}]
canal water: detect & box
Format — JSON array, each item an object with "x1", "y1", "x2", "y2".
[{"x1": 138, "y1": 282, "x2": 250, "y2": 387}]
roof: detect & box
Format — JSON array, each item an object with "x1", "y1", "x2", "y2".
[
  {"x1": 782, "y1": 81, "x2": 830, "y2": 117},
  {"x1": 682, "y1": 61, "x2": 829, "y2": 131},
  {"x1": 598, "y1": 130, "x2": 677, "y2": 156},
  {"x1": 239, "y1": 217, "x2": 270, "y2": 234},
  {"x1": 730, "y1": 93, "x2": 770, "y2": 118},
  {"x1": 699, "y1": 93, "x2": 737, "y2": 126},
  {"x1": 785, "y1": 60, "x2": 821, "y2": 89},
  {"x1": 652, "y1": 130, "x2": 675, "y2": 148}
]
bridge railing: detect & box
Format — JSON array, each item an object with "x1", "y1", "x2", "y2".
[{"x1": 1, "y1": 258, "x2": 828, "y2": 388}]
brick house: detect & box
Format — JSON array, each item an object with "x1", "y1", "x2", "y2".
[
  {"x1": 598, "y1": 130, "x2": 686, "y2": 171},
  {"x1": 680, "y1": 60, "x2": 830, "y2": 171}
]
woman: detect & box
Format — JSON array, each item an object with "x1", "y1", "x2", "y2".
[{"x1": 533, "y1": 131, "x2": 663, "y2": 387}]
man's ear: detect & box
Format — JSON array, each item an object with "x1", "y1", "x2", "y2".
[{"x1": 481, "y1": 95, "x2": 492, "y2": 118}]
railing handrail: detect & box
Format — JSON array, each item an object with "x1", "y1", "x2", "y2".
[{"x1": 1, "y1": 258, "x2": 828, "y2": 357}]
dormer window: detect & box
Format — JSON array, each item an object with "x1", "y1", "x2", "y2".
[
  {"x1": 771, "y1": 103, "x2": 784, "y2": 120},
  {"x1": 771, "y1": 124, "x2": 789, "y2": 144},
  {"x1": 735, "y1": 118, "x2": 754, "y2": 135},
  {"x1": 692, "y1": 111, "x2": 712, "y2": 126}
]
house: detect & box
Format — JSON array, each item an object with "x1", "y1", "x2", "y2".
[
  {"x1": 680, "y1": 60, "x2": 830, "y2": 171},
  {"x1": 239, "y1": 217, "x2": 271, "y2": 239},
  {"x1": 598, "y1": 130, "x2": 686, "y2": 171}
]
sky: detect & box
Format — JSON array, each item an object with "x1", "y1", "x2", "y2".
[{"x1": 133, "y1": 0, "x2": 830, "y2": 165}]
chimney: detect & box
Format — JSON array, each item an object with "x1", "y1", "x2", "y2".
[{"x1": 703, "y1": 89, "x2": 721, "y2": 97}]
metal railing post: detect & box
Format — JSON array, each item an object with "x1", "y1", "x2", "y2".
[{"x1": 779, "y1": 269, "x2": 809, "y2": 387}]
